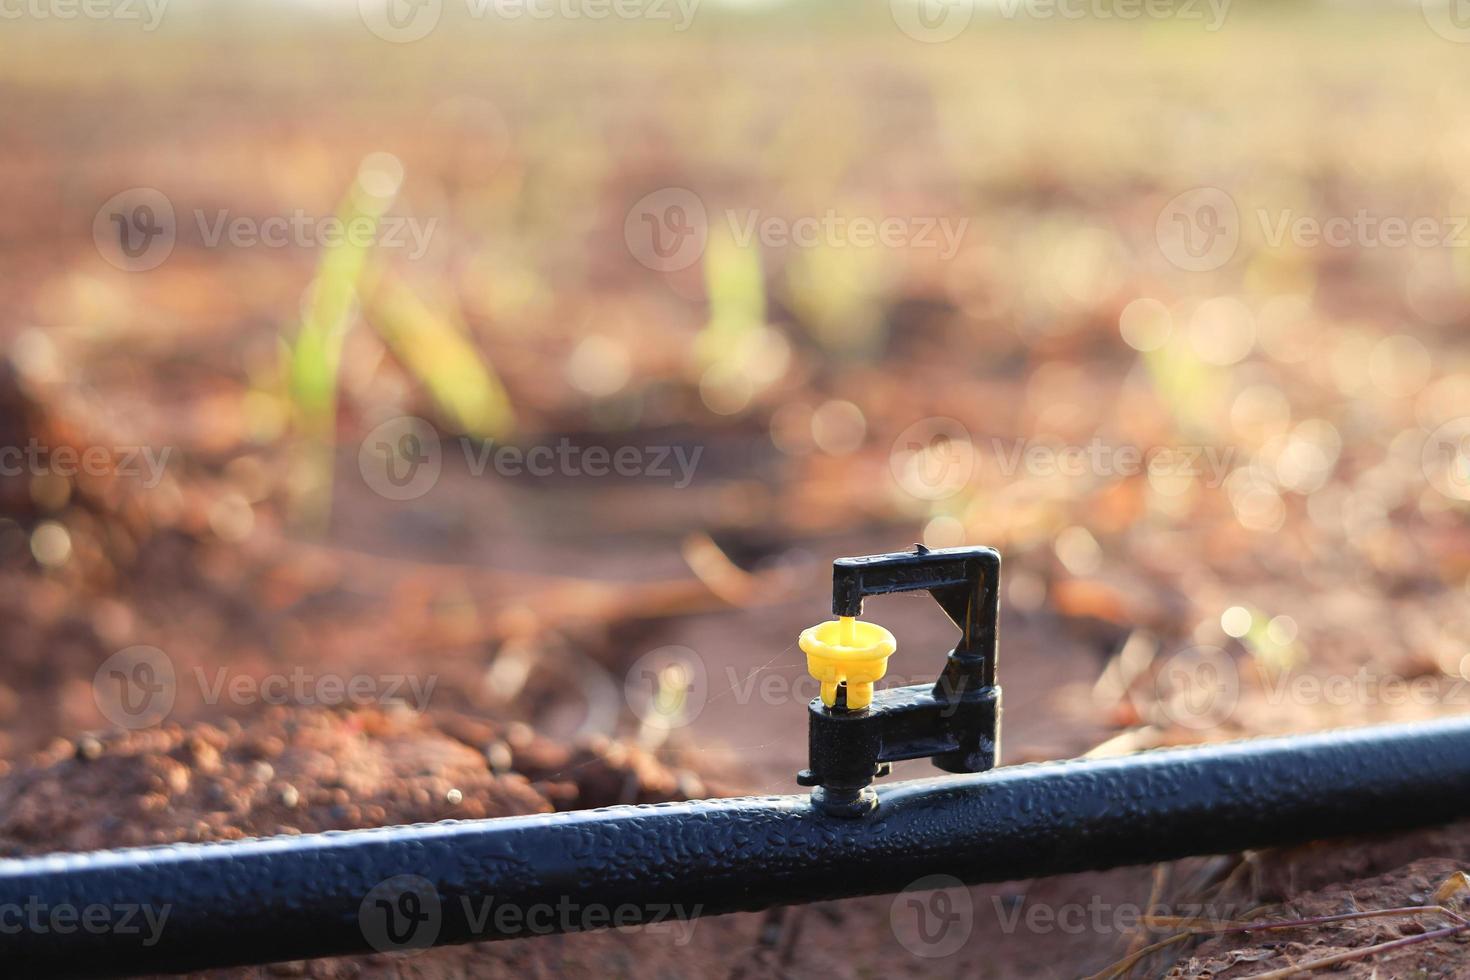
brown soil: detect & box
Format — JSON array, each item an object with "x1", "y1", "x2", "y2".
[{"x1": 1168, "y1": 856, "x2": 1470, "y2": 979}]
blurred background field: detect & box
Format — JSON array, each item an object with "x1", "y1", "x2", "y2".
[{"x1": 2, "y1": 2, "x2": 1470, "y2": 976}]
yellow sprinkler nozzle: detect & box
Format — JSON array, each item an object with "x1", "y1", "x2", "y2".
[{"x1": 798, "y1": 616, "x2": 897, "y2": 710}]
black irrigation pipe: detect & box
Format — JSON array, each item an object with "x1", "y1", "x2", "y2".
[{"x1": 5, "y1": 715, "x2": 1470, "y2": 978}]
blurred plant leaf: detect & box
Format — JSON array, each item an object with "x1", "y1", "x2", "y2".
[
  {"x1": 695, "y1": 228, "x2": 766, "y2": 368},
  {"x1": 283, "y1": 156, "x2": 401, "y2": 527},
  {"x1": 365, "y1": 275, "x2": 515, "y2": 441},
  {"x1": 692, "y1": 230, "x2": 791, "y2": 414},
  {"x1": 1141, "y1": 339, "x2": 1225, "y2": 438},
  {"x1": 1239, "y1": 606, "x2": 1302, "y2": 672},
  {"x1": 784, "y1": 239, "x2": 888, "y2": 359}
]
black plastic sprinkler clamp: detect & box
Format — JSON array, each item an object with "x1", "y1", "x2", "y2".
[{"x1": 796, "y1": 545, "x2": 1002, "y2": 817}]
